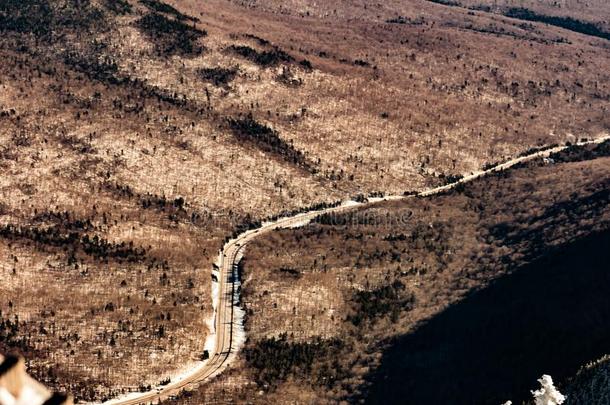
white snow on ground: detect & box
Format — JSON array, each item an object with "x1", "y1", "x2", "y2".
[
  {"x1": 229, "y1": 248, "x2": 247, "y2": 358},
  {"x1": 203, "y1": 316, "x2": 216, "y2": 353},
  {"x1": 232, "y1": 247, "x2": 247, "y2": 354},
  {"x1": 284, "y1": 218, "x2": 312, "y2": 228},
  {"x1": 231, "y1": 305, "x2": 247, "y2": 354},
  {"x1": 100, "y1": 358, "x2": 209, "y2": 405},
  {"x1": 102, "y1": 392, "x2": 142, "y2": 405},
  {"x1": 98, "y1": 135, "x2": 610, "y2": 404},
  {"x1": 101, "y1": 357, "x2": 210, "y2": 404},
  {"x1": 99, "y1": 255, "x2": 224, "y2": 405},
  {"x1": 532, "y1": 375, "x2": 565, "y2": 405},
  {"x1": 341, "y1": 200, "x2": 361, "y2": 208}
]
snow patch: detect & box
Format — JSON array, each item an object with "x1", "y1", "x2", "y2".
[
  {"x1": 284, "y1": 218, "x2": 312, "y2": 228},
  {"x1": 102, "y1": 389, "x2": 149, "y2": 405},
  {"x1": 230, "y1": 258, "x2": 247, "y2": 357},
  {"x1": 532, "y1": 375, "x2": 565, "y2": 405},
  {"x1": 97, "y1": 135, "x2": 610, "y2": 405},
  {"x1": 341, "y1": 200, "x2": 361, "y2": 208}
]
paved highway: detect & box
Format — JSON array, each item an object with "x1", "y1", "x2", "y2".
[{"x1": 104, "y1": 136, "x2": 609, "y2": 405}]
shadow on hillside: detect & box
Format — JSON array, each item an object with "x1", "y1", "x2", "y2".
[{"x1": 366, "y1": 230, "x2": 610, "y2": 405}]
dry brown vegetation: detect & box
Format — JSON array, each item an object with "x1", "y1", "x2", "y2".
[
  {"x1": 175, "y1": 0, "x2": 609, "y2": 191},
  {"x1": 172, "y1": 141, "x2": 610, "y2": 404},
  {"x1": 0, "y1": 0, "x2": 608, "y2": 402}
]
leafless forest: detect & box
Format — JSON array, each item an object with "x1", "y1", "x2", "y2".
[{"x1": 0, "y1": 0, "x2": 609, "y2": 403}]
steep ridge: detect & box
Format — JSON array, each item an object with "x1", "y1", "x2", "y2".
[{"x1": 106, "y1": 137, "x2": 607, "y2": 404}]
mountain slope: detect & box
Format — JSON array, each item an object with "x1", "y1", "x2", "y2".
[
  {"x1": 0, "y1": 0, "x2": 608, "y2": 401},
  {"x1": 171, "y1": 142, "x2": 610, "y2": 403}
]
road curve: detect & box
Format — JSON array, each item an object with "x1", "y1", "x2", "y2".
[{"x1": 103, "y1": 136, "x2": 609, "y2": 405}]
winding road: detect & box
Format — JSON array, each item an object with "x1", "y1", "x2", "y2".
[{"x1": 104, "y1": 136, "x2": 609, "y2": 405}]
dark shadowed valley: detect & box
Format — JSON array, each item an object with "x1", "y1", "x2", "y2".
[{"x1": 0, "y1": 1, "x2": 608, "y2": 404}]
